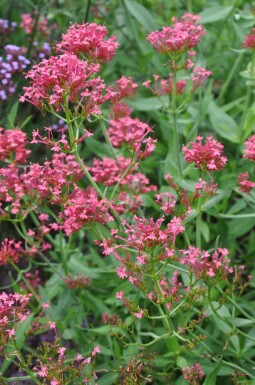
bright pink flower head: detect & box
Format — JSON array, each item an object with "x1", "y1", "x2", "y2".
[
  {"x1": 20, "y1": 53, "x2": 109, "y2": 115},
  {"x1": 147, "y1": 14, "x2": 204, "y2": 55},
  {"x1": 243, "y1": 28, "x2": 255, "y2": 49},
  {"x1": 183, "y1": 136, "x2": 227, "y2": 172},
  {"x1": 180, "y1": 246, "x2": 232, "y2": 278},
  {"x1": 238, "y1": 172, "x2": 255, "y2": 194},
  {"x1": 119, "y1": 215, "x2": 185, "y2": 251},
  {"x1": 243, "y1": 134, "x2": 255, "y2": 161},
  {"x1": 0, "y1": 128, "x2": 30, "y2": 163},
  {"x1": 56, "y1": 23, "x2": 118, "y2": 62},
  {"x1": 108, "y1": 117, "x2": 156, "y2": 159},
  {"x1": 60, "y1": 186, "x2": 113, "y2": 235},
  {"x1": 109, "y1": 76, "x2": 138, "y2": 105}
]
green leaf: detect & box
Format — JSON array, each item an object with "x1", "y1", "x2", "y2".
[
  {"x1": 124, "y1": 0, "x2": 156, "y2": 31},
  {"x1": 208, "y1": 100, "x2": 240, "y2": 143},
  {"x1": 202, "y1": 191, "x2": 228, "y2": 210},
  {"x1": 199, "y1": 5, "x2": 234, "y2": 24},
  {"x1": 201, "y1": 220, "x2": 210, "y2": 242},
  {"x1": 203, "y1": 359, "x2": 222, "y2": 385},
  {"x1": 6, "y1": 102, "x2": 19, "y2": 129},
  {"x1": 127, "y1": 95, "x2": 169, "y2": 111},
  {"x1": 15, "y1": 314, "x2": 34, "y2": 346}
]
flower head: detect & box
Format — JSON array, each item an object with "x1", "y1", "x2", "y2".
[
  {"x1": 243, "y1": 28, "x2": 255, "y2": 49},
  {"x1": 183, "y1": 136, "x2": 227, "y2": 171},
  {"x1": 243, "y1": 134, "x2": 255, "y2": 161},
  {"x1": 147, "y1": 13, "x2": 204, "y2": 55},
  {"x1": 20, "y1": 53, "x2": 109, "y2": 115},
  {"x1": 57, "y1": 23, "x2": 118, "y2": 62}
]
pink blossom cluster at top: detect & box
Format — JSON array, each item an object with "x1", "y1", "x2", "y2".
[
  {"x1": 0, "y1": 292, "x2": 32, "y2": 348},
  {"x1": 147, "y1": 13, "x2": 204, "y2": 55},
  {"x1": 108, "y1": 117, "x2": 157, "y2": 159},
  {"x1": 182, "y1": 136, "x2": 227, "y2": 172},
  {"x1": 180, "y1": 246, "x2": 233, "y2": 278},
  {"x1": 20, "y1": 53, "x2": 109, "y2": 114},
  {"x1": 243, "y1": 28, "x2": 255, "y2": 49},
  {"x1": 0, "y1": 128, "x2": 30, "y2": 163},
  {"x1": 56, "y1": 23, "x2": 119, "y2": 62},
  {"x1": 183, "y1": 363, "x2": 205, "y2": 385}
]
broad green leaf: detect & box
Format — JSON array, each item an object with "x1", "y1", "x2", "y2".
[
  {"x1": 200, "y1": 5, "x2": 233, "y2": 24},
  {"x1": 127, "y1": 95, "x2": 169, "y2": 111},
  {"x1": 124, "y1": 0, "x2": 156, "y2": 31},
  {"x1": 6, "y1": 102, "x2": 19, "y2": 129},
  {"x1": 229, "y1": 217, "x2": 255, "y2": 237},
  {"x1": 202, "y1": 191, "x2": 228, "y2": 210},
  {"x1": 208, "y1": 100, "x2": 240, "y2": 143},
  {"x1": 201, "y1": 220, "x2": 210, "y2": 242},
  {"x1": 203, "y1": 359, "x2": 222, "y2": 385}
]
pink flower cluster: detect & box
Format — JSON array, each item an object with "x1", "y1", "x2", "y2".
[
  {"x1": 183, "y1": 136, "x2": 227, "y2": 172},
  {"x1": 243, "y1": 134, "x2": 255, "y2": 161},
  {"x1": 0, "y1": 292, "x2": 32, "y2": 348},
  {"x1": 180, "y1": 246, "x2": 233, "y2": 278},
  {"x1": 22, "y1": 153, "x2": 83, "y2": 204},
  {"x1": 20, "y1": 13, "x2": 50, "y2": 35},
  {"x1": 238, "y1": 134, "x2": 255, "y2": 193},
  {"x1": 108, "y1": 117, "x2": 157, "y2": 159},
  {"x1": 183, "y1": 363, "x2": 205, "y2": 385},
  {"x1": 20, "y1": 53, "x2": 108, "y2": 114},
  {"x1": 238, "y1": 172, "x2": 255, "y2": 194},
  {"x1": 60, "y1": 187, "x2": 113, "y2": 235},
  {"x1": 243, "y1": 28, "x2": 255, "y2": 49},
  {"x1": 0, "y1": 238, "x2": 31, "y2": 266},
  {"x1": 89, "y1": 156, "x2": 156, "y2": 194},
  {"x1": 0, "y1": 128, "x2": 30, "y2": 163},
  {"x1": 118, "y1": 215, "x2": 185, "y2": 252},
  {"x1": 33, "y1": 344, "x2": 100, "y2": 384},
  {"x1": 57, "y1": 23, "x2": 119, "y2": 62},
  {"x1": 147, "y1": 14, "x2": 204, "y2": 55}
]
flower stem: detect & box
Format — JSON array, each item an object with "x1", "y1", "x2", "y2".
[
  {"x1": 171, "y1": 67, "x2": 182, "y2": 174},
  {"x1": 99, "y1": 116, "x2": 117, "y2": 159}
]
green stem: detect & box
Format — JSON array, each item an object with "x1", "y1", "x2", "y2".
[
  {"x1": 171, "y1": 67, "x2": 182, "y2": 174},
  {"x1": 151, "y1": 255, "x2": 181, "y2": 353},
  {"x1": 110, "y1": 156, "x2": 135, "y2": 200},
  {"x1": 99, "y1": 117, "x2": 117, "y2": 159},
  {"x1": 217, "y1": 52, "x2": 244, "y2": 104}
]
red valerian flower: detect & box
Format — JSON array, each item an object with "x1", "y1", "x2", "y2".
[
  {"x1": 20, "y1": 53, "x2": 110, "y2": 115},
  {"x1": 147, "y1": 13, "x2": 204, "y2": 55},
  {"x1": 0, "y1": 128, "x2": 30, "y2": 163},
  {"x1": 238, "y1": 172, "x2": 255, "y2": 194},
  {"x1": 243, "y1": 134, "x2": 255, "y2": 161},
  {"x1": 56, "y1": 23, "x2": 119, "y2": 62},
  {"x1": 182, "y1": 136, "x2": 227, "y2": 172},
  {"x1": 243, "y1": 28, "x2": 255, "y2": 49},
  {"x1": 183, "y1": 363, "x2": 205, "y2": 385},
  {"x1": 108, "y1": 117, "x2": 157, "y2": 159}
]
